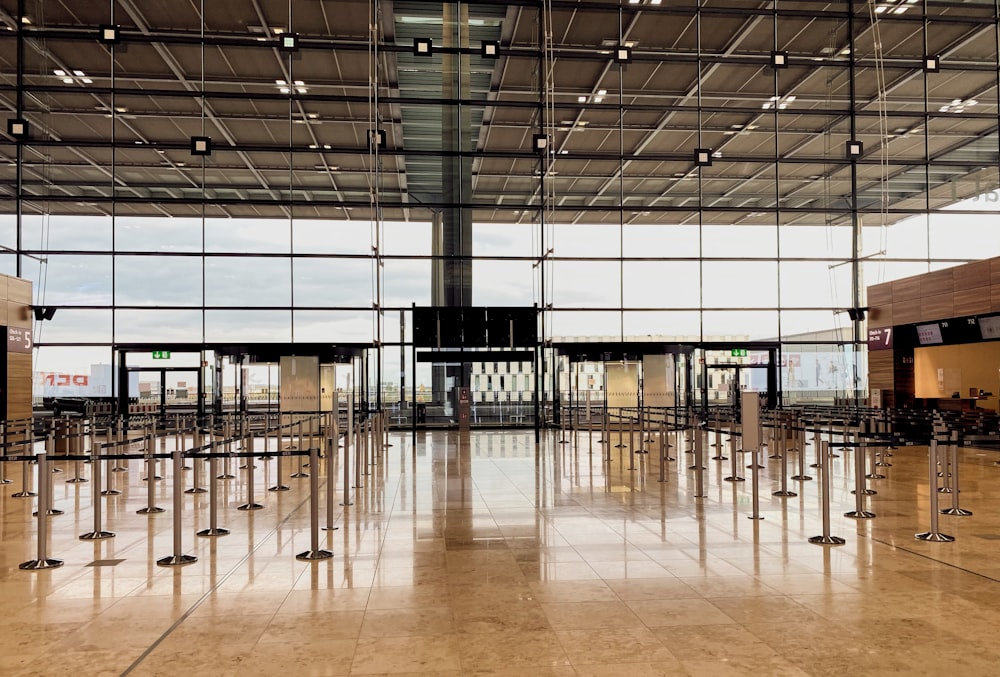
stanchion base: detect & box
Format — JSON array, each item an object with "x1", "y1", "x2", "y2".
[
  {"x1": 141, "y1": 476, "x2": 163, "y2": 481},
  {"x1": 136, "y1": 506, "x2": 165, "y2": 514},
  {"x1": 747, "y1": 514, "x2": 764, "y2": 520},
  {"x1": 216, "y1": 474, "x2": 236, "y2": 480},
  {"x1": 723, "y1": 476, "x2": 746, "y2": 482},
  {"x1": 772, "y1": 490, "x2": 798, "y2": 497},
  {"x1": 875, "y1": 462, "x2": 892, "y2": 467},
  {"x1": 296, "y1": 549, "x2": 333, "y2": 561},
  {"x1": 237, "y1": 502, "x2": 264, "y2": 511},
  {"x1": 323, "y1": 526, "x2": 340, "y2": 531},
  {"x1": 768, "y1": 454, "x2": 782, "y2": 459},
  {"x1": 614, "y1": 444, "x2": 626, "y2": 448},
  {"x1": 0, "y1": 478, "x2": 12, "y2": 484},
  {"x1": 269, "y1": 485, "x2": 291, "y2": 492},
  {"x1": 790, "y1": 475, "x2": 813, "y2": 481},
  {"x1": 688, "y1": 465, "x2": 707, "y2": 470},
  {"x1": 11, "y1": 491, "x2": 37, "y2": 498},
  {"x1": 844, "y1": 510, "x2": 876, "y2": 519},
  {"x1": 809, "y1": 463, "x2": 822, "y2": 468},
  {"x1": 157, "y1": 554, "x2": 198, "y2": 566},
  {"x1": 197, "y1": 527, "x2": 230, "y2": 537},
  {"x1": 634, "y1": 450, "x2": 649, "y2": 454},
  {"x1": 65, "y1": 478, "x2": 88, "y2": 483},
  {"x1": 711, "y1": 455, "x2": 728, "y2": 461},
  {"x1": 850, "y1": 489, "x2": 877, "y2": 496},
  {"x1": 940, "y1": 508, "x2": 973, "y2": 516},
  {"x1": 290, "y1": 472, "x2": 310, "y2": 478},
  {"x1": 183, "y1": 487, "x2": 208, "y2": 494},
  {"x1": 915, "y1": 531, "x2": 954, "y2": 542},
  {"x1": 80, "y1": 530, "x2": 115, "y2": 540},
  {"x1": 937, "y1": 487, "x2": 954, "y2": 494},
  {"x1": 99, "y1": 490, "x2": 121, "y2": 496},
  {"x1": 866, "y1": 473, "x2": 886, "y2": 480},
  {"x1": 181, "y1": 465, "x2": 192, "y2": 470},
  {"x1": 111, "y1": 467, "x2": 129, "y2": 472},
  {"x1": 19, "y1": 558, "x2": 64, "y2": 570},
  {"x1": 808, "y1": 535, "x2": 846, "y2": 545},
  {"x1": 746, "y1": 464, "x2": 764, "y2": 469},
  {"x1": 33, "y1": 509, "x2": 64, "y2": 516},
  {"x1": 51, "y1": 467, "x2": 63, "y2": 473},
  {"x1": 340, "y1": 501, "x2": 354, "y2": 506}
]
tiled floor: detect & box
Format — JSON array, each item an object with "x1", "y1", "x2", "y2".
[{"x1": 2, "y1": 426, "x2": 1000, "y2": 676}]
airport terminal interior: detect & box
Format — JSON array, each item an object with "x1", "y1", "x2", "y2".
[{"x1": 5, "y1": 0, "x2": 1000, "y2": 675}]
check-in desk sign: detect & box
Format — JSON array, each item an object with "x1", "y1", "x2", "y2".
[{"x1": 7, "y1": 326, "x2": 32, "y2": 353}]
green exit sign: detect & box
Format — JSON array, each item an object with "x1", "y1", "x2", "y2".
[
  {"x1": 731, "y1": 348, "x2": 748, "y2": 357},
  {"x1": 152, "y1": 350, "x2": 171, "y2": 359}
]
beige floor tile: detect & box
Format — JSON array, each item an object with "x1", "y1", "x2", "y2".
[
  {"x1": 350, "y1": 635, "x2": 463, "y2": 674},
  {"x1": 259, "y1": 610, "x2": 364, "y2": 641},
  {"x1": 572, "y1": 661, "x2": 691, "y2": 677},
  {"x1": 555, "y1": 627, "x2": 676, "y2": 665},
  {"x1": 540, "y1": 600, "x2": 645, "y2": 630},
  {"x1": 456, "y1": 629, "x2": 571, "y2": 671},
  {"x1": 360, "y1": 606, "x2": 456, "y2": 637},
  {"x1": 626, "y1": 598, "x2": 735, "y2": 627},
  {"x1": 604, "y1": 577, "x2": 700, "y2": 601}
]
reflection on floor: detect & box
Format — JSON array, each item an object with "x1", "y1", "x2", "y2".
[{"x1": 2, "y1": 427, "x2": 1000, "y2": 676}]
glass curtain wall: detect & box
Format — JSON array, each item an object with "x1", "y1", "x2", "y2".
[{"x1": 2, "y1": 0, "x2": 1000, "y2": 405}]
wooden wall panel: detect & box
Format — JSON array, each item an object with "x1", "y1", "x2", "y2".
[
  {"x1": 6, "y1": 301, "x2": 29, "y2": 328},
  {"x1": 868, "y1": 351, "x2": 894, "y2": 391},
  {"x1": 921, "y1": 269, "x2": 954, "y2": 298},
  {"x1": 991, "y1": 257, "x2": 1000, "y2": 284},
  {"x1": 921, "y1": 293, "x2": 954, "y2": 322},
  {"x1": 867, "y1": 283, "x2": 893, "y2": 308},
  {"x1": 892, "y1": 277, "x2": 922, "y2": 302},
  {"x1": 954, "y1": 260, "x2": 990, "y2": 290},
  {"x1": 7, "y1": 352, "x2": 31, "y2": 420},
  {"x1": 868, "y1": 305, "x2": 892, "y2": 326},
  {"x1": 6, "y1": 277, "x2": 30, "y2": 304},
  {"x1": 893, "y1": 298, "x2": 922, "y2": 325},
  {"x1": 954, "y1": 287, "x2": 992, "y2": 317},
  {"x1": 991, "y1": 284, "x2": 1000, "y2": 312}
]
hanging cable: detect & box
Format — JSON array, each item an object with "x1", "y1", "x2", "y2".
[{"x1": 866, "y1": 0, "x2": 891, "y2": 284}]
